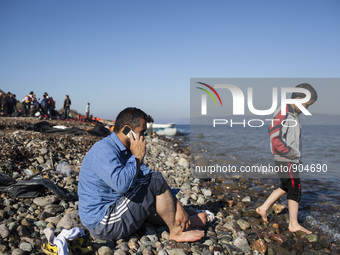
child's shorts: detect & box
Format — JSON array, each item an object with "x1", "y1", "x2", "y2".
[
  {"x1": 90, "y1": 172, "x2": 165, "y2": 240},
  {"x1": 275, "y1": 161, "x2": 301, "y2": 203}
]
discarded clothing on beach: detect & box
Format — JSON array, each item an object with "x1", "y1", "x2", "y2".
[
  {"x1": 0, "y1": 173, "x2": 17, "y2": 186},
  {"x1": 26, "y1": 121, "x2": 87, "y2": 135},
  {"x1": 0, "y1": 174, "x2": 77, "y2": 200},
  {"x1": 26, "y1": 121, "x2": 110, "y2": 137},
  {"x1": 26, "y1": 121, "x2": 53, "y2": 132},
  {"x1": 87, "y1": 123, "x2": 111, "y2": 137},
  {"x1": 42, "y1": 227, "x2": 93, "y2": 255},
  {"x1": 44, "y1": 127, "x2": 87, "y2": 135}
]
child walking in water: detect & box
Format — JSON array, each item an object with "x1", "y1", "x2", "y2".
[{"x1": 256, "y1": 83, "x2": 318, "y2": 234}]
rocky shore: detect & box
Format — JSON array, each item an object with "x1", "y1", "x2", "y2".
[{"x1": 0, "y1": 117, "x2": 339, "y2": 255}]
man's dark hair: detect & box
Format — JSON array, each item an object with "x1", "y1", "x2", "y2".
[
  {"x1": 114, "y1": 107, "x2": 153, "y2": 133},
  {"x1": 291, "y1": 83, "x2": 318, "y2": 101}
]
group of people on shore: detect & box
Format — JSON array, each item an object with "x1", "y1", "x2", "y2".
[
  {"x1": 22, "y1": 91, "x2": 58, "y2": 118},
  {"x1": 0, "y1": 91, "x2": 18, "y2": 116},
  {"x1": 0, "y1": 90, "x2": 91, "y2": 121}
]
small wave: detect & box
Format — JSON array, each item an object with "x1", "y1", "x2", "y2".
[
  {"x1": 156, "y1": 128, "x2": 177, "y2": 136},
  {"x1": 175, "y1": 128, "x2": 188, "y2": 136},
  {"x1": 305, "y1": 215, "x2": 340, "y2": 241}
]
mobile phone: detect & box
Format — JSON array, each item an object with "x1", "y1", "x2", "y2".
[
  {"x1": 123, "y1": 126, "x2": 131, "y2": 136},
  {"x1": 123, "y1": 126, "x2": 136, "y2": 139}
]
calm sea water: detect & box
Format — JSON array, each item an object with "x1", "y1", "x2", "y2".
[
  {"x1": 173, "y1": 124, "x2": 340, "y2": 240},
  {"x1": 188, "y1": 125, "x2": 339, "y2": 179}
]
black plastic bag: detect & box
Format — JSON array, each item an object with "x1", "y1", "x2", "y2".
[
  {"x1": 0, "y1": 173, "x2": 16, "y2": 186},
  {"x1": 0, "y1": 174, "x2": 77, "y2": 200},
  {"x1": 26, "y1": 121, "x2": 52, "y2": 132}
]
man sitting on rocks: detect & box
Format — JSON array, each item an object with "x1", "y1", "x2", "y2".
[{"x1": 78, "y1": 107, "x2": 207, "y2": 242}]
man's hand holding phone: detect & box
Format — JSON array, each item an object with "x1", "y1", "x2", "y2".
[
  {"x1": 129, "y1": 131, "x2": 146, "y2": 162},
  {"x1": 123, "y1": 126, "x2": 146, "y2": 163}
]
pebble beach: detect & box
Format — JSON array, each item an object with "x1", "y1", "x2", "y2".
[{"x1": 0, "y1": 117, "x2": 339, "y2": 255}]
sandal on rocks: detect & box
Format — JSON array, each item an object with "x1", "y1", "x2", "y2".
[{"x1": 41, "y1": 227, "x2": 93, "y2": 255}]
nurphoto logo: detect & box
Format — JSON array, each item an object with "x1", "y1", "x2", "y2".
[
  {"x1": 196, "y1": 82, "x2": 223, "y2": 115},
  {"x1": 193, "y1": 79, "x2": 314, "y2": 128},
  {"x1": 197, "y1": 82, "x2": 312, "y2": 116}
]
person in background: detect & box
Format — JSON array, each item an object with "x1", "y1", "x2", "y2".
[
  {"x1": 0, "y1": 92, "x2": 6, "y2": 116},
  {"x1": 41, "y1": 94, "x2": 49, "y2": 117},
  {"x1": 43, "y1": 92, "x2": 56, "y2": 118},
  {"x1": 30, "y1": 94, "x2": 39, "y2": 116},
  {"x1": 63, "y1": 95, "x2": 72, "y2": 119},
  {"x1": 12, "y1": 94, "x2": 18, "y2": 115},
  {"x1": 22, "y1": 91, "x2": 34, "y2": 116},
  {"x1": 85, "y1": 102, "x2": 90, "y2": 120},
  {"x1": 6, "y1": 92, "x2": 15, "y2": 116}
]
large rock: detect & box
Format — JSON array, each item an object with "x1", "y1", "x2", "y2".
[
  {"x1": 252, "y1": 239, "x2": 267, "y2": 254},
  {"x1": 272, "y1": 203, "x2": 286, "y2": 214},
  {"x1": 178, "y1": 158, "x2": 189, "y2": 169},
  {"x1": 221, "y1": 181, "x2": 240, "y2": 191},
  {"x1": 0, "y1": 224, "x2": 10, "y2": 239},
  {"x1": 270, "y1": 234, "x2": 288, "y2": 245},
  {"x1": 113, "y1": 248, "x2": 126, "y2": 255},
  {"x1": 40, "y1": 148, "x2": 48, "y2": 155},
  {"x1": 202, "y1": 188, "x2": 212, "y2": 197},
  {"x1": 57, "y1": 210, "x2": 83, "y2": 229},
  {"x1": 98, "y1": 246, "x2": 114, "y2": 255},
  {"x1": 237, "y1": 219, "x2": 250, "y2": 231},
  {"x1": 167, "y1": 248, "x2": 189, "y2": 255},
  {"x1": 319, "y1": 234, "x2": 331, "y2": 248},
  {"x1": 11, "y1": 248, "x2": 26, "y2": 255},
  {"x1": 165, "y1": 241, "x2": 190, "y2": 253},
  {"x1": 223, "y1": 220, "x2": 239, "y2": 236},
  {"x1": 33, "y1": 195, "x2": 58, "y2": 207},
  {"x1": 180, "y1": 197, "x2": 190, "y2": 206},
  {"x1": 44, "y1": 204, "x2": 65, "y2": 215},
  {"x1": 224, "y1": 244, "x2": 244, "y2": 255},
  {"x1": 305, "y1": 234, "x2": 318, "y2": 243},
  {"x1": 19, "y1": 242, "x2": 33, "y2": 252},
  {"x1": 36, "y1": 156, "x2": 45, "y2": 164},
  {"x1": 233, "y1": 236, "x2": 251, "y2": 253}
]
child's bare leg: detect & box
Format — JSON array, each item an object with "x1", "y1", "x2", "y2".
[
  {"x1": 256, "y1": 187, "x2": 286, "y2": 222},
  {"x1": 287, "y1": 199, "x2": 312, "y2": 234}
]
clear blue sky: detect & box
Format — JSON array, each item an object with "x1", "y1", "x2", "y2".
[{"x1": 1, "y1": 0, "x2": 339, "y2": 122}]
